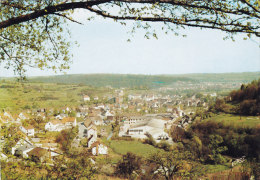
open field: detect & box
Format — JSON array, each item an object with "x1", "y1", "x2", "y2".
[
  {"x1": 0, "y1": 81, "x2": 112, "y2": 111},
  {"x1": 103, "y1": 140, "x2": 163, "y2": 158},
  {"x1": 203, "y1": 113, "x2": 260, "y2": 128}
]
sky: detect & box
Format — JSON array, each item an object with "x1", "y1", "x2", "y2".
[{"x1": 0, "y1": 9, "x2": 259, "y2": 77}]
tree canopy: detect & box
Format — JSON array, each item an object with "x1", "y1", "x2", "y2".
[{"x1": 0, "y1": 0, "x2": 259, "y2": 76}]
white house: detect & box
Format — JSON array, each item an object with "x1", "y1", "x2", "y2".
[
  {"x1": 12, "y1": 138, "x2": 34, "y2": 158},
  {"x1": 91, "y1": 142, "x2": 108, "y2": 155},
  {"x1": 45, "y1": 120, "x2": 64, "y2": 132},
  {"x1": 78, "y1": 121, "x2": 98, "y2": 147},
  {"x1": 83, "y1": 95, "x2": 90, "y2": 101},
  {"x1": 45, "y1": 117, "x2": 76, "y2": 132},
  {"x1": 20, "y1": 125, "x2": 35, "y2": 136}
]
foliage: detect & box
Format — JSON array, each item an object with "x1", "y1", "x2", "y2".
[
  {"x1": 48, "y1": 154, "x2": 96, "y2": 180},
  {"x1": 1, "y1": 153, "x2": 96, "y2": 180},
  {"x1": 1, "y1": 125, "x2": 23, "y2": 154},
  {"x1": 170, "y1": 125, "x2": 186, "y2": 142},
  {"x1": 213, "y1": 98, "x2": 234, "y2": 114},
  {"x1": 144, "y1": 132, "x2": 157, "y2": 146},
  {"x1": 0, "y1": 1, "x2": 73, "y2": 77},
  {"x1": 0, "y1": 1, "x2": 259, "y2": 76},
  {"x1": 207, "y1": 134, "x2": 227, "y2": 164},
  {"x1": 229, "y1": 79, "x2": 260, "y2": 115},
  {"x1": 115, "y1": 152, "x2": 142, "y2": 178},
  {"x1": 188, "y1": 121, "x2": 260, "y2": 162},
  {"x1": 147, "y1": 150, "x2": 204, "y2": 180},
  {"x1": 55, "y1": 127, "x2": 78, "y2": 153},
  {"x1": 144, "y1": 133, "x2": 172, "y2": 151}
]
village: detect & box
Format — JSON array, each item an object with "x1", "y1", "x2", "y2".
[{"x1": 0, "y1": 88, "x2": 211, "y2": 165}]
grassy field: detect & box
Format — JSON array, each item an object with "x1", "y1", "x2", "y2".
[
  {"x1": 0, "y1": 81, "x2": 112, "y2": 112},
  {"x1": 103, "y1": 140, "x2": 163, "y2": 158},
  {"x1": 203, "y1": 113, "x2": 260, "y2": 128}
]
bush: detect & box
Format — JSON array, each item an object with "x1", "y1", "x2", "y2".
[
  {"x1": 144, "y1": 133, "x2": 156, "y2": 146},
  {"x1": 156, "y1": 141, "x2": 171, "y2": 151}
]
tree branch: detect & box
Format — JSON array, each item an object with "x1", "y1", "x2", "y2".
[
  {"x1": 53, "y1": 13, "x2": 83, "y2": 25},
  {"x1": 86, "y1": 6, "x2": 260, "y2": 36},
  {"x1": 0, "y1": 0, "x2": 110, "y2": 29}
]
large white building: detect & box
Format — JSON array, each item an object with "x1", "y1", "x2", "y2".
[{"x1": 120, "y1": 118, "x2": 169, "y2": 140}]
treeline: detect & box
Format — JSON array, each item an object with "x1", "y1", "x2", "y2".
[{"x1": 210, "y1": 79, "x2": 260, "y2": 115}]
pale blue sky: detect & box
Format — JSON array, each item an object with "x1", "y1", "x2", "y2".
[{"x1": 0, "y1": 9, "x2": 259, "y2": 77}]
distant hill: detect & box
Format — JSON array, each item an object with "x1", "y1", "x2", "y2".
[
  {"x1": 27, "y1": 72, "x2": 260, "y2": 88},
  {"x1": 28, "y1": 74, "x2": 195, "y2": 88},
  {"x1": 175, "y1": 72, "x2": 260, "y2": 83}
]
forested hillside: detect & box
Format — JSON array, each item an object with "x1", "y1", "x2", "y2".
[
  {"x1": 229, "y1": 79, "x2": 260, "y2": 115},
  {"x1": 210, "y1": 78, "x2": 260, "y2": 116}
]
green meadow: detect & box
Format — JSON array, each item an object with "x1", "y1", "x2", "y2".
[
  {"x1": 104, "y1": 140, "x2": 162, "y2": 158},
  {"x1": 203, "y1": 113, "x2": 260, "y2": 128}
]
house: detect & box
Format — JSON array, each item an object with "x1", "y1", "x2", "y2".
[
  {"x1": 18, "y1": 112, "x2": 30, "y2": 121},
  {"x1": 83, "y1": 95, "x2": 90, "y2": 101},
  {"x1": 78, "y1": 121, "x2": 97, "y2": 138},
  {"x1": 94, "y1": 96, "x2": 99, "y2": 101},
  {"x1": 61, "y1": 117, "x2": 77, "y2": 128},
  {"x1": 91, "y1": 142, "x2": 108, "y2": 155},
  {"x1": 12, "y1": 138, "x2": 34, "y2": 158},
  {"x1": 19, "y1": 125, "x2": 35, "y2": 136},
  {"x1": 55, "y1": 113, "x2": 68, "y2": 120},
  {"x1": 45, "y1": 120, "x2": 64, "y2": 132},
  {"x1": 89, "y1": 116, "x2": 103, "y2": 126},
  {"x1": 78, "y1": 121, "x2": 98, "y2": 147}
]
